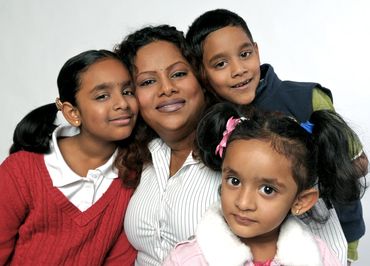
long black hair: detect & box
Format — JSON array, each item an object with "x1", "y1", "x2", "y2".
[
  {"x1": 197, "y1": 103, "x2": 365, "y2": 207},
  {"x1": 9, "y1": 50, "x2": 120, "y2": 154}
]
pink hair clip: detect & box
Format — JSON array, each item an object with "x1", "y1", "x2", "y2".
[{"x1": 215, "y1": 116, "x2": 247, "y2": 158}]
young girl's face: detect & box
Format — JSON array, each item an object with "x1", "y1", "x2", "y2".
[
  {"x1": 75, "y1": 58, "x2": 138, "y2": 142},
  {"x1": 202, "y1": 26, "x2": 261, "y2": 105},
  {"x1": 133, "y1": 40, "x2": 205, "y2": 140},
  {"x1": 221, "y1": 139, "x2": 298, "y2": 243}
]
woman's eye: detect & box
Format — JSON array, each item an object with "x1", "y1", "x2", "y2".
[
  {"x1": 259, "y1": 185, "x2": 276, "y2": 196},
  {"x1": 171, "y1": 71, "x2": 187, "y2": 78},
  {"x1": 226, "y1": 176, "x2": 241, "y2": 187},
  {"x1": 138, "y1": 79, "x2": 155, "y2": 87}
]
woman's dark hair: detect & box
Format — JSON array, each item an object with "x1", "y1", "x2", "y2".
[
  {"x1": 186, "y1": 9, "x2": 254, "y2": 83},
  {"x1": 197, "y1": 103, "x2": 365, "y2": 215},
  {"x1": 114, "y1": 24, "x2": 211, "y2": 187}
]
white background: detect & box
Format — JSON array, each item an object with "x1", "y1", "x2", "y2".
[{"x1": 0, "y1": 0, "x2": 369, "y2": 264}]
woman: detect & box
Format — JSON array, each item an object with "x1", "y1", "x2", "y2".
[{"x1": 114, "y1": 25, "x2": 221, "y2": 265}]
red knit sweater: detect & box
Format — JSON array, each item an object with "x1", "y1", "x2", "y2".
[{"x1": 0, "y1": 151, "x2": 137, "y2": 265}]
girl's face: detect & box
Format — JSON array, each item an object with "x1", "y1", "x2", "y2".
[
  {"x1": 221, "y1": 139, "x2": 298, "y2": 244},
  {"x1": 74, "y1": 58, "x2": 138, "y2": 142},
  {"x1": 202, "y1": 26, "x2": 261, "y2": 105},
  {"x1": 134, "y1": 40, "x2": 204, "y2": 140}
]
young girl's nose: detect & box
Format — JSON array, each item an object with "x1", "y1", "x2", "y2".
[{"x1": 235, "y1": 188, "x2": 256, "y2": 211}]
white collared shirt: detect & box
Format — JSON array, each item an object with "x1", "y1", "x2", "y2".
[
  {"x1": 124, "y1": 138, "x2": 221, "y2": 266},
  {"x1": 44, "y1": 125, "x2": 118, "y2": 212}
]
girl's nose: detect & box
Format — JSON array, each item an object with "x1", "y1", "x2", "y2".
[{"x1": 235, "y1": 188, "x2": 256, "y2": 211}]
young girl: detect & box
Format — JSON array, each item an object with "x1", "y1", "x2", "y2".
[
  {"x1": 0, "y1": 50, "x2": 138, "y2": 265},
  {"x1": 186, "y1": 9, "x2": 368, "y2": 264},
  {"x1": 164, "y1": 102, "x2": 365, "y2": 266},
  {"x1": 114, "y1": 25, "x2": 221, "y2": 265}
]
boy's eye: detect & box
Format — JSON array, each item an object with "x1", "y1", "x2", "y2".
[
  {"x1": 214, "y1": 60, "x2": 227, "y2": 69},
  {"x1": 259, "y1": 185, "x2": 276, "y2": 196},
  {"x1": 240, "y1": 51, "x2": 251, "y2": 58},
  {"x1": 226, "y1": 176, "x2": 241, "y2": 187}
]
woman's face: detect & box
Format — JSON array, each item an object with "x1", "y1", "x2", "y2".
[{"x1": 133, "y1": 40, "x2": 204, "y2": 141}]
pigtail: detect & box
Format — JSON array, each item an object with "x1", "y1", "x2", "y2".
[
  {"x1": 309, "y1": 110, "x2": 364, "y2": 203},
  {"x1": 9, "y1": 103, "x2": 59, "y2": 154},
  {"x1": 196, "y1": 102, "x2": 242, "y2": 171}
]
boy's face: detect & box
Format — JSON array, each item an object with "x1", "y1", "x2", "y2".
[{"x1": 202, "y1": 26, "x2": 261, "y2": 105}]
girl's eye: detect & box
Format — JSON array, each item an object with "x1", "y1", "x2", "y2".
[
  {"x1": 259, "y1": 185, "x2": 276, "y2": 196},
  {"x1": 226, "y1": 176, "x2": 241, "y2": 187},
  {"x1": 122, "y1": 88, "x2": 135, "y2": 96},
  {"x1": 95, "y1": 94, "x2": 109, "y2": 101},
  {"x1": 171, "y1": 71, "x2": 187, "y2": 78},
  {"x1": 138, "y1": 79, "x2": 155, "y2": 87},
  {"x1": 240, "y1": 51, "x2": 252, "y2": 58},
  {"x1": 214, "y1": 61, "x2": 226, "y2": 69}
]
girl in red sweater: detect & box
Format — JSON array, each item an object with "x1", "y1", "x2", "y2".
[{"x1": 0, "y1": 50, "x2": 138, "y2": 265}]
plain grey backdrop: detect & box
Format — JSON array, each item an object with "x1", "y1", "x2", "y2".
[{"x1": 1, "y1": 0, "x2": 369, "y2": 264}]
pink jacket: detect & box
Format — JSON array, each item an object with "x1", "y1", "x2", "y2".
[{"x1": 163, "y1": 202, "x2": 341, "y2": 266}]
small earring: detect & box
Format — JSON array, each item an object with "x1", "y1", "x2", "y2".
[{"x1": 295, "y1": 207, "x2": 302, "y2": 215}]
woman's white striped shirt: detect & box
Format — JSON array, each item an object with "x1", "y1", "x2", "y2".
[{"x1": 124, "y1": 138, "x2": 221, "y2": 265}]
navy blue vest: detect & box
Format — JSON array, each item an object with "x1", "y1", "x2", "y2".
[{"x1": 252, "y1": 64, "x2": 332, "y2": 122}]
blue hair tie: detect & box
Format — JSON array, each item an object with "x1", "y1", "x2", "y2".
[{"x1": 300, "y1": 121, "x2": 314, "y2": 134}]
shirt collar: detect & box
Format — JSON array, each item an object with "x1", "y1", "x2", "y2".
[
  {"x1": 148, "y1": 138, "x2": 198, "y2": 167},
  {"x1": 45, "y1": 125, "x2": 118, "y2": 188}
]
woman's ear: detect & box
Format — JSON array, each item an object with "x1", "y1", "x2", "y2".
[
  {"x1": 291, "y1": 188, "x2": 319, "y2": 216},
  {"x1": 61, "y1": 102, "x2": 81, "y2": 127}
]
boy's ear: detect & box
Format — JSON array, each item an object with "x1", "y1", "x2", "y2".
[
  {"x1": 253, "y1": 42, "x2": 260, "y2": 58},
  {"x1": 291, "y1": 188, "x2": 319, "y2": 216},
  {"x1": 61, "y1": 102, "x2": 81, "y2": 127}
]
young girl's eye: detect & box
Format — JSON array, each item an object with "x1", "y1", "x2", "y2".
[
  {"x1": 240, "y1": 51, "x2": 252, "y2": 59},
  {"x1": 226, "y1": 176, "x2": 241, "y2": 187},
  {"x1": 259, "y1": 185, "x2": 276, "y2": 196},
  {"x1": 171, "y1": 71, "x2": 187, "y2": 79}
]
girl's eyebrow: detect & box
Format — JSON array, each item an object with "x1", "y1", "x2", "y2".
[
  {"x1": 258, "y1": 177, "x2": 287, "y2": 189},
  {"x1": 223, "y1": 166, "x2": 287, "y2": 189},
  {"x1": 92, "y1": 80, "x2": 132, "y2": 91}
]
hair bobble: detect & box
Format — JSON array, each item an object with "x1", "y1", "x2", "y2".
[
  {"x1": 215, "y1": 116, "x2": 248, "y2": 158},
  {"x1": 300, "y1": 121, "x2": 314, "y2": 134}
]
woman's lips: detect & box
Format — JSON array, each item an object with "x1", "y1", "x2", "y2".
[{"x1": 156, "y1": 98, "x2": 185, "y2": 112}]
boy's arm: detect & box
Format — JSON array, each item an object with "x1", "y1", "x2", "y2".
[{"x1": 312, "y1": 88, "x2": 368, "y2": 264}]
